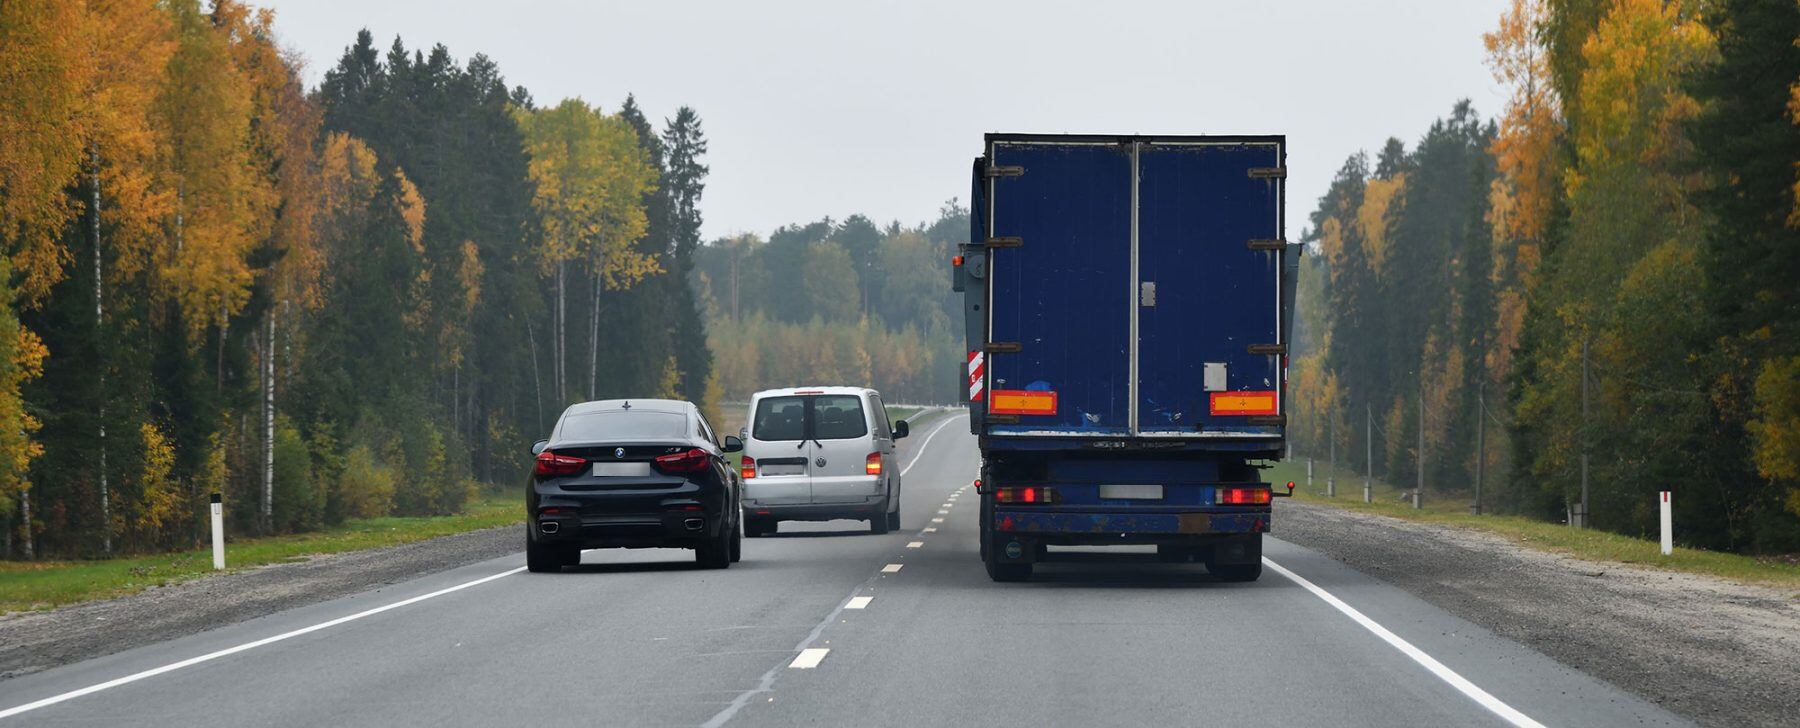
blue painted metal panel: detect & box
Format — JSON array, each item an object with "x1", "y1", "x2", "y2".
[
  {"x1": 1136, "y1": 143, "x2": 1283, "y2": 435},
  {"x1": 986, "y1": 142, "x2": 1133, "y2": 436}
]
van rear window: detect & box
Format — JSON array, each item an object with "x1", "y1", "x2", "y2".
[{"x1": 753, "y1": 395, "x2": 869, "y2": 441}]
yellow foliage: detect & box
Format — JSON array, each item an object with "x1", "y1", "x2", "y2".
[
  {"x1": 1356, "y1": 174, "x2": 1404, "y2": 277},
  {"x1": 514, "y1": 98, "x2": 660, "y2": 290},
  {"x1": 132, "y1": 423, "x2": 182, "y2": 539},
  {"x1": 1748, "y1": 357, "x2": 1800, "y2": 484}
]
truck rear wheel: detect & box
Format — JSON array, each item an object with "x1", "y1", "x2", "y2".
[{"x1": 1209, "y1": 562, "x2": 1262, "y2": 582}]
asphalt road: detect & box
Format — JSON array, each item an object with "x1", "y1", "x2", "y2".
[{"x1": 0, "y1": 412, "x2": 1690, "y2": 727}]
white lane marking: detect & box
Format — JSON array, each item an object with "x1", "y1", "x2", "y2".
[
  {"x1": 937, "y1": 509, "x2": 949, "y2": 515},
  {"x1": 906, "y1": 541, "x2": 924, "y2": 549},
  {"x1": 1263, "y1": 558, "x2": 1546, "y2": 728},
  {"x1": 788, "y1": 648, "x2": 830, "y2": 669},
  {"x1": 881, "y1": 564, "x2": 903, "y2": 573},
  {"x1": 923, "y1": 527, "x2": 937, "y2": 533},
  {"x1": 931, "y1": 517, "x2": 944, "y2": 523},
  {"x1": 899, "y1": 411, "x2": 964, "y2": 479},
  {"x1": 845, "y1": 596, "x2": 873, "y2": 610},
  {"x1": 0, "y1": 565, "x2": 527, "y2": 721}
]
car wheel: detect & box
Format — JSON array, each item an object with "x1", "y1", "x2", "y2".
[
  {"x1": 526, "y1": 535, "x2": 562, "y2": 573},
  {"x1": 745, "y1": 517, "x2": 773, "y2": 537},
  {"x1": 886, "y1": 508, "x2": 900, "y2": 531},
  {"x1": 729, "y1": 516, "x2": 743, "y2": 563},
  {"x1": 870, "y1": 512, "x2": 891, "y2": 535},
  {"x1": 696, "y1": 521, "x2": 732, "y2": 569}
]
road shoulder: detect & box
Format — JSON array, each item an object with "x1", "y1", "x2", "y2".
[{"x1": 1275, "y1": 500, "x2": 1800, "y2": 727}]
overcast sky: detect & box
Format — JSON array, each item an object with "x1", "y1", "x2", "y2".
[{"x1": 261, "y1": 0, "x2": 1508, "y2": 242}]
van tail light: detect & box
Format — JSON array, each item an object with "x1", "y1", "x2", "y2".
[
  {"x1": 866, "y1": 452, "x2": 882, "y2": 476},
  {"x1": 653, "y1": 448, "x2": 711, "y2": 474},
  {"x1": 994, "y1": 486, "x2": 1057, "y2": 504},
  {"x1": 741, "y1": 456, "x2": 756, "y2": 480},
  {"x1": 534, "y1": 451, "x2": 586, "y2": 477},
  {"x1": 1217, "y1": 487, "x2": 1272, "y2": 505}
]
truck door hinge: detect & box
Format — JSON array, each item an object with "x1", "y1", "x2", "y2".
[
  {"x1": 984, "y1": 165, "x2": 1024, "y2": 178},
  {"x1": 984, "y1": 236, "x2": 1023, "y2": 249},
  {"x1": 1247, "y1": 239, "x2": 1287, "y2": 252},
  {"x1": 985, "y1": 342, "x2": 1022, "y2": 354},
  {"x1": 1247, "y1": 344, "x2": 1286, "y2": 356},
  {"x1": 1248, "y1": 167, "x2": 1287, "y2": 180}
]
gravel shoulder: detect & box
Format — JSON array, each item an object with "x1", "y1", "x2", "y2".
[
  {"x1": 0, "y1": 524, "x2": 522, "y2": 681},
  {"x1": 1275, "y1": 500, "x2": 1800, "y2": 728}
]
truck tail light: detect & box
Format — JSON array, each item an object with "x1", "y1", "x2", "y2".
[
  {"x1": 534, "y1": 451, "x2": 586, "y2": 477},
  {"x1": 994, "y1": 486, "x2": 1058, "y2": 504},
  {"x1": 866, "y1": 452, "x2": 882, "y2": 476},
  {"x1": 1217, "y1": 487, "x2": 1272, "y2": 505},
  {"x1": 741, "y1": 456, "x2": 756, "y2": 480},
  {"x1": 653, "y1": 448, "x2": 711, "y2": 474}
]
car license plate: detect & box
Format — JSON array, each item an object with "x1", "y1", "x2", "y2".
[
  {"x1": 591, "y1": 462, "x2": 651, "y2": 477},
  {"x1": 758, "y1": 463, "x2": 804, "y2": 476},
  {"x1": 1099, "y1": 484, "x2": 1163, "y2": 500}
]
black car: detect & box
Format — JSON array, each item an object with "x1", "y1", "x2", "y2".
[{"x1": 527, "y1": 398, "x2": 744, "y2": 572}]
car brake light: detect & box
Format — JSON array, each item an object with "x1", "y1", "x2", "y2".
[
  {"x1": 1217, "y1": 487, "x2": 1272, "y2": 505},
  {"x1": 653, "y1": 447, "x2": 710, "y2": 473},
  {"x1": 534, "y1": 451, "x2": 586, "y2": 477},
  {"x1": 866, "y1": 452, "x2": 882, "y2": 476},
  {"x1": 741, "y1": 456, "x2": 756, "y2": 480}
]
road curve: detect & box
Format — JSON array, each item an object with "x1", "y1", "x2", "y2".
[{"x1": 0, "y1": 411, "x2": 1688, "y2": 727}]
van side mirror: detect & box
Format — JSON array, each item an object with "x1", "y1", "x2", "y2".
[
  {"x1": 894, "y1": 420, "x2": 910, "y2": 439},
  {"x1": 722, "y1": 435, "x2": 744, "y2": 453},
  {"x1": 531, "y1": 439, "x2": 550, "y2": 455}
]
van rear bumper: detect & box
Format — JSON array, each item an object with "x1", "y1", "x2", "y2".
[{"x1": 743, "y1": 498, "x2": 888, "y2": 522}]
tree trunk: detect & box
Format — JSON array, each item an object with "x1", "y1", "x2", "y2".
[
  {"x1": 19, "y1": 487, "x2": 31, "y2": 560},
  {"x1": 263, "y1": 314, "x2": 275, "y2": 532},
  {"x1": 554, "y1": 260, "x2": 566, "y2": 405},
  {"x1": 91, "y1": 151, "x2": 111, "y2": 555},
  {"x1": 527, "y1": 318, "x2": 544, "y2": 432},
  {"x1": 589, "y1": 267, "x2": 600, "y2": 400}
]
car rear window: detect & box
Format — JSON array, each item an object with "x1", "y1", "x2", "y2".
[
  {"x1": 558, "y1": 411, "x2": 686, "y2": 442},
  {"x1": 813, "y1": 395, "x2": 867, "y2": 440},
  {"x1": 753, "y1": 397, "x2": 806, "y2": 441}
]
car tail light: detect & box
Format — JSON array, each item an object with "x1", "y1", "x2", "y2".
[
  {"x1": 534, "y1": 451, "x2": 586, "y2": 477},
  {"x1": 654, "y1": 447, "x2": 711, "y2": 474},
  {"x1": 741, "y1": 456, "x2": 756, "y2": 480},
  {"x1": 994, "y1": 486, "x2": 1057, "y2": 504},
  {"x1": 1217, "y1": 487, "x2": 1272, "y2": 505},
  {"x1": 866, "y1": 452, "x2": 882, "y2": 476}
]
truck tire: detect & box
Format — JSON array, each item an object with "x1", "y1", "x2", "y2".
[
  {"x1": 986, "y1": 560, "x2": 1032, "y2": 582},
  {"x1": 1156, "y1": 544, "x2": 1196, "y2": 563},
  {"x1": 1210, "y1": 561, "x2": 1262, "y2": 582}
]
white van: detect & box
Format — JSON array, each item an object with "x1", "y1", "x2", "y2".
[{"x1": 739, "y1": 387, "x2": 910, "y2": 535}]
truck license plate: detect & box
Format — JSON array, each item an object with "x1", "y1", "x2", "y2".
[{"x1": 1099, "y1": 484, "x2": 1163, "y2": 500}]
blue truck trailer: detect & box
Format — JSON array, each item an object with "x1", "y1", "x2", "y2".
[{"x1": 953, "y1": 133, "x2": 1299, "y2": 582}]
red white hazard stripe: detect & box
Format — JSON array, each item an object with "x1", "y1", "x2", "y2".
[{"x1": 967, "y1": 350, "x2": 985, "y2": 401}]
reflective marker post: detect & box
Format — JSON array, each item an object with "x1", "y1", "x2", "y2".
[
  {"x1": 210, "y1": 492, "x2": 225, "y2": 570},
  {"x1": 1659, "y1": 490, "x2": 1673, "y2": 556}
]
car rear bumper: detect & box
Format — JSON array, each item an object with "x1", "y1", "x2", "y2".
[
  {"x1": 742, "y1": 498, "x2": 887, "y2": 522},
  {"x1": 533, "y1": 509, "x2": 725, "y2": 548}
]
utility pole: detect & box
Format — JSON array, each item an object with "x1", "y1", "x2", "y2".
[
  {"x1": 1364, "y1": 404, "x2": 1373, "y2": 503},
  {"x1": 1577, "y1": 336, "x2": 1590, "y2": 529},
  {"x1": 1472, "y1": 382, "x2": 1485, "y2": 515},
  {"x1": 1326, "y1": 409, "x2": 1336, "y2": 497},
  {"x1": 1415, "y1": 381, "x2": 1424, "y2": 509}
]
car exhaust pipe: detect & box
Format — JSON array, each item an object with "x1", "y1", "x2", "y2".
[
  {"x1": 538, "y1": 521, "x2": 560, "y2": 535},
  {"x1": 683, "y1": 518, "x2": 705, "y2": 531}
]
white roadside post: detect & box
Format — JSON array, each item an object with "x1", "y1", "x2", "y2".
[
  {"x1": 1659, "y1": 490, "x2": 1673, "y2": 556},
  {"x1": 210, "y1": 492, "x2": 225, "y2": 570}
]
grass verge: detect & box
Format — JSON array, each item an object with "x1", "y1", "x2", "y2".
[
  {"x1": 0, "y1": 490, "x2": 521, "y2": 614},
  {"x1": 1263, "y1": 459, "x2": 1800, "y2": 593}
]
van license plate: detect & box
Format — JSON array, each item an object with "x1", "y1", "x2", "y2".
[
  {"x1": 1099, "y1": 484, "x2": 1163, "y2": 500},
  {"x1": 759, "y1": 463, "x2": 804, "y2": 476}
]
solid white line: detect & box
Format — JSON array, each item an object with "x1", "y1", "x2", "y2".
[
  {"x1": 906, "y1": 541, "x2": 924, "y2": 549},
  {"x1": 1263, "y1": 558, "x2": 1546, "y2": 728},
  {"x1": 788, "y1": 648, "x2": 830, "y2": 669},
  {"x1": 899, "y1": 411, "x2": 964, "y2": 479},
  {"x1": 881, "y1": 564, "x2": 903, "y2": 573},
  {"x1": 0, "y1": 565, "x2": 527, "y2": 721},
  {"x1": 845, "y1": 596, "x2": 873, "y2": 610}
]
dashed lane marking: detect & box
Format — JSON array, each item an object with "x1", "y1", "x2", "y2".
[
  {"x1": 931, "y1": 518, "x2": 944, "y2": 523},
  {"x1": 924, "y1": 527, "x2": 937, "y2": 533},
  {"x1": 906, "y1": 541, "x2": 924, "y2": 549},
  {"x1": 788, "y1": 648, "x2": 830, "y2": 669},
  {"x1": 845, "y1": 597, "x2": 873, "y2": 610},
  {"x1": 881, "y1": 564, "x2": 903, "y2": 573}
]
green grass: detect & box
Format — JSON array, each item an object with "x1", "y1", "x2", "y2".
[
  {"x1": 0, "y1": 491, "x2": 522, "y2": 614},
  {"x1": 1262, "y1": 459, "x2": 1800, "y2": 593}
]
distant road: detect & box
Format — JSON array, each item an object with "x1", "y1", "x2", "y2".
[{"x1": 0, "y1": 411, "x2": 1687, "y2": 726}]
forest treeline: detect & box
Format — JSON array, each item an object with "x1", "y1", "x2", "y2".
[
  {"x1": 1288, "y1": 0, "x2": 1800, "y2": 553},
  {"x1": 0, "y1": 1, "x2": 714, "y2": 558},
  {"x1": 693, "y1": 206, "x2": 966, "y2": 406}
]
